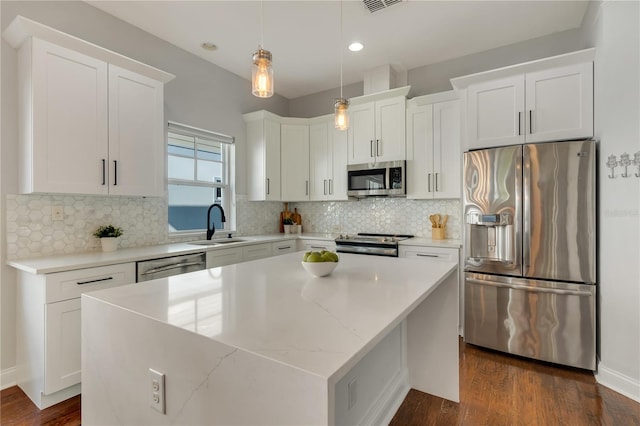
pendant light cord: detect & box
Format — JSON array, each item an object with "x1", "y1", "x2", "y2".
[
  {"x1": 260, "y1": 0, "x2": 264, "y2": 49},
  {"x1": 340, "y1": 0, "x2": 343, "y2": 99}
]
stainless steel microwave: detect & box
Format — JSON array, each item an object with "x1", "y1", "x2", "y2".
[{"x1": 347, "y1": 160, "x2": 406, "y2": 198}]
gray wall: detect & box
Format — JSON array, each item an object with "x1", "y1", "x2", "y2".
[
  {"x1": 583, "y1": 0, "x2": 640, "y2": 399},
  {"x1": 288, "y1": 27, "x2": 589, "y2": 116}
]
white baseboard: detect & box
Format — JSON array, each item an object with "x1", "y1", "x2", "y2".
[
  {"x1": 596, "y1": 363, "x2": 640, "y2": 403},
  {"x1": 1, "y1": 366, "x2": 16, "y2": 390}
]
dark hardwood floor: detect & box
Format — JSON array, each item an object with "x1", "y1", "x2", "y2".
[{"x1": 2, "y1": 341, "x2": 639, "y2": 425}]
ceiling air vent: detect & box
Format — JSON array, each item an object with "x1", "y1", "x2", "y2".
[{"x1": 362, "y1": 0, "x2": 404, "y2": 13}]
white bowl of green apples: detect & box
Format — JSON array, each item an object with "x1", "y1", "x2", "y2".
[{"x1": 301, "y1": 250, "x2": 339, "y2": 277}]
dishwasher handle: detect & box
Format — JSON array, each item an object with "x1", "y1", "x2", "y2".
[
  {"x1": 139, "y1": 261, "x2": 204, "y2": 276},
  {"x1": 466, "y1": 278, "x2": 593, "y2": 297}
]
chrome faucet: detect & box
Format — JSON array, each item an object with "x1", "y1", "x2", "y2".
[{"x1": 206, "y1": 204, "x2": 226, "y2": 240}]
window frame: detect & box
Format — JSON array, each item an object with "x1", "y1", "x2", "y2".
[{"x1": 167, "y1": 121, "x2": 235, "y2": 237}]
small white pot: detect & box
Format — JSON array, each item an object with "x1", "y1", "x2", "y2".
[
  {"x1": 284, "y1": 225, "x2": 292, "y2": 234},
  {"x1": 100, "y1": 237, "x2": 119, "y2": 252}
]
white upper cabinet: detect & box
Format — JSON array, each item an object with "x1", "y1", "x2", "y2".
[
  {"x1": 23, "y1": 38, "x2": 110, "y2": 195},
  {"x1": 347, "y1": 87, "x2": 409, "y2": 164},
  {"x1": 309, "y1": 118, "x2": 348, "y2": 201},
  {"x1": 524, "y1": 63, "x2": 593, "y2": 143},
  {"x1": 5, "y1": 17, "x2": 174, "y2": 196},
  {"x1": 245, "y1": 112, "x2": 281, "y2": 201},
  {"x1": 281, "y1": 123, "x2": 310, "y2": 201},
  {"x1": 456, "y1": 49, "x2": 595, "y2": 150},
  {"x1": 108, "y1": 65, "x2": 165, "y2": 196},
  {"x1": 406, "y1": 94, "x2": 461, "y2": 200},
  {"x1": 467, "y1": 75, "x2": 525, "y2": 148}
]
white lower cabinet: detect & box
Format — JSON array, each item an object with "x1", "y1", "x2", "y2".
[
  {"x1": 272, "y1": 240, "x2": 296, "y2": 256},
  {"x1": 206, "y1": 247, "x2": 243, "y2": 268},
  {"x1": 16, "y1": 262, "x2": 135, "y2": 409},
  {"x1": 44, "y1": 298, "x2": 81, "y2": 394},
  {"x1": 242, "y1": 243, "x2": 273, "y2": 261}
]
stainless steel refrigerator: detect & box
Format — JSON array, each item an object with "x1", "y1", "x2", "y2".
[{"x1": 463, "y1": 140, "x2": 596, "y2": 370}]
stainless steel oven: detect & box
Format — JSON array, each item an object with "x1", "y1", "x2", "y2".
[
  {"x1": 347, "y1": 160, "x2": 405, "y2": 198},
  {"x1": 335, "y1": 233, "x2": 413, "y2": 257}
]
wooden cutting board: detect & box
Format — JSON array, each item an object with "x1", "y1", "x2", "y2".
[
  {"x1": 279, "y1": 203, "x2": 292, "y2": 233},
  {"x1": 292, "y1": 208, "x2": 302, "y2": 225}
]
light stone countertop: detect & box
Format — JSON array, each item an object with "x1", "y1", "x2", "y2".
[
  {"x1": 6, "y1": 233, "x2": 460, "y2": 274},
  {"x1": 83, "y1": 251, "x2": 457, "y2": 381}
]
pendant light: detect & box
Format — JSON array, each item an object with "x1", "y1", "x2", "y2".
[
  {"x1": 335, "y1": 0, "x2": 349, "y2": 130},
  {"x1": 252, "y1": 0, "x2": 274, "y2": 98}
]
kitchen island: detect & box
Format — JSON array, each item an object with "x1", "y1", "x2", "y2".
[{"x1": 81, "y1": 252, "x2": 458, "y2": 425}]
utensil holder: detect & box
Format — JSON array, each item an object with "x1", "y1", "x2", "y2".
[{"x1": 432, "y1": 227, "x2": 446, "y2": 240}]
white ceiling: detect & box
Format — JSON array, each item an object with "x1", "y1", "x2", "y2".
[{"x1": 87, "y1": 1, "x2": 589, "y2": 99}]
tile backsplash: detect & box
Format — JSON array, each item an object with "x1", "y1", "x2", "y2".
[
  {"x1": 291, "y1": 198, "x2": 461, "y2": 238},
  {"x1": 5, "y1": 193, "x2": 460, "y2": 260}
]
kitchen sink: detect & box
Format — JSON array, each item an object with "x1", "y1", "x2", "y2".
[{"x1": 189, "y1": 238, "x2": 248, "y2": 246}]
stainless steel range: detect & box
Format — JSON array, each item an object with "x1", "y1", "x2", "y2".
[{"x1": 335, "y1": 233, "x2": 414, "y2": 257}]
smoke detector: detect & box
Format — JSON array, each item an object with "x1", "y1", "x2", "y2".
[{"x1": 362, "y1": 0, "x2": 404, "y2": 13}]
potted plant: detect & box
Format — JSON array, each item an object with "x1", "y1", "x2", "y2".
[
  {"x1": 93, "y1": 225, "x2": 123, "y2": 252},
  {"x1": 282, "y1": 217, "x2": 294, "y2": 234}
]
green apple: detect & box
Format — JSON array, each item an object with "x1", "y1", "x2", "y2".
[
  {"x1": 306, "y1": 252, "x2": 322, "y2": 263},
  {"x1": 302, "y1": 251, "x2": 312, "y2": 262}
]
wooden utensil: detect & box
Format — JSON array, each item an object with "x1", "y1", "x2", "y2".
[
  {"x1": 441, "y1": 214, "x2": 448, "y2": 229},
  {"x1": 433, "y1": 214, "x2": 441, "y2": 228}
]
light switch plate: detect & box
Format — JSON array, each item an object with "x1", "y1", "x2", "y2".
[{"x1": 52, "y1": 206, "x2": 64, "y2": 221}]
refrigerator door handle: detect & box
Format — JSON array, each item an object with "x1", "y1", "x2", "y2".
[
  {"x1": 466, "y1": 278, "x2": 593, "y2": 297},
  {"x1": 522, "y1": 145, "x2": 531, "y2": 273}
]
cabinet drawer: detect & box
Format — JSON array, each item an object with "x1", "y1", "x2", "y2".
[
  {"x1": 206, "y1": 247, "x2": 243, "y2": 268},
  {"x1": 45, "y1": 263, "x2": 135, "y2": 303},
  {"x1": 242, "y1": 243, "x2": 272, "y2": 261},
  {"x1": 272, "y1": 240, "x2": 296, "y2": 256},
  {"x1": 399, "y1": 246, "x2": 458, "y2": 262}
]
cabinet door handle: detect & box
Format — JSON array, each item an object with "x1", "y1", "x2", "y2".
[
  {"x1": 428, "y1": 173, "x2": 432, "y2": 192},
  {"x1": 435, "y1": 172, "x2": 439, "y2": 192},
  {"x1": 324, "y1": 179, "x2": 328, "y2": 195},
  {"x1": 370, "y1": 140, "x2": 374, "y2": 157},
  {"x1": 529, "y1": 110, "x2": 533, "y2": 134},
  {"x1": 306, "y1": 180, "x2": 309, "y2": 196},
  {"x1": 329, "y1": 179, "x2": 333, "y2": 195},
  {"x1": 376, "y1": 139, "x2": 381, "y2": 157},
  {"x1": 113, "y1": 160, "x2": 118, "y2": 186},
  {"x1": 266, "y1": 178, "x2": 270, "y2": 195},
  {"x1": 101, "y1": 159, "x2": 106, "y2": 185},
  {"x1": 518, "y1": 112, "x2": 522, "y2": 136},
  {"x1": 77, "y1": 276, "x2": 113, "y2": 285}
]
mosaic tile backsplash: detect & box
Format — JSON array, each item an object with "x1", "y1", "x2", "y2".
[{"x1": 5, "y1": 193, "x2": 460, "y2": 259}]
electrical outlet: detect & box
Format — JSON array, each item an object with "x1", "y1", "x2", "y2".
[
  {"x1": 348, "y1": 378, "x2": 357, "y2": 410},
  {"x1": 52, "y1": 206, "x2": 64, "y2": 221},
  {"x1": 149, "y1": 368, "x2": 166, "y2": 414}
]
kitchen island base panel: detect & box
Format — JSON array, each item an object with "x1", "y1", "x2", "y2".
[
  {"x1": 81, "y1": 296, "x2": 329, "y2": 426},
  {"x1": 407, "y1": 267, "x2": 459, "y2": 402},
  {"x1": 81, "y1": 253, "x2": 459, "y2": 425}
]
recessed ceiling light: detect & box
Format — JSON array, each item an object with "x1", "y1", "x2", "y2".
[
  {"x1": 349, "y1": 42, "x2": 364, "y2": 52},
  {"x1": 201, "y1": 42, "x2": 217, "y2": 51}
]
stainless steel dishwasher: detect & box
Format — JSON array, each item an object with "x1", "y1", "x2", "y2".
[{"x1": 136, "y1": 252, "x2": 206, "y2": 282}]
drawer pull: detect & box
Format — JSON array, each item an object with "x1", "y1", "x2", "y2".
[
  {"x1": 278, "y1": 246, "x2": 292, "y2": 250},
  {"x1": 77, "y1": 276, "x2": 114, "y2": 285},
  {"x1": 417, "y1": 253, "x2": 439, "y2": 258}
]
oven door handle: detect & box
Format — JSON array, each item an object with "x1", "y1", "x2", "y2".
[{"x1": 465, "y1": 278, "x2": 593, "y2": 297}]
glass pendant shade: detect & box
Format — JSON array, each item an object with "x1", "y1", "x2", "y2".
[
  {"x1": 334, "y1": 98, "x2": 349, "y2": 131},
  {"x1": 252, "y1": 48, "x2": 274, "y2": 98}
]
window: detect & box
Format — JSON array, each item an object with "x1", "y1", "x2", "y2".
[{"x1": 167, "y1": 122, "x2": 234, "y2": 234}]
